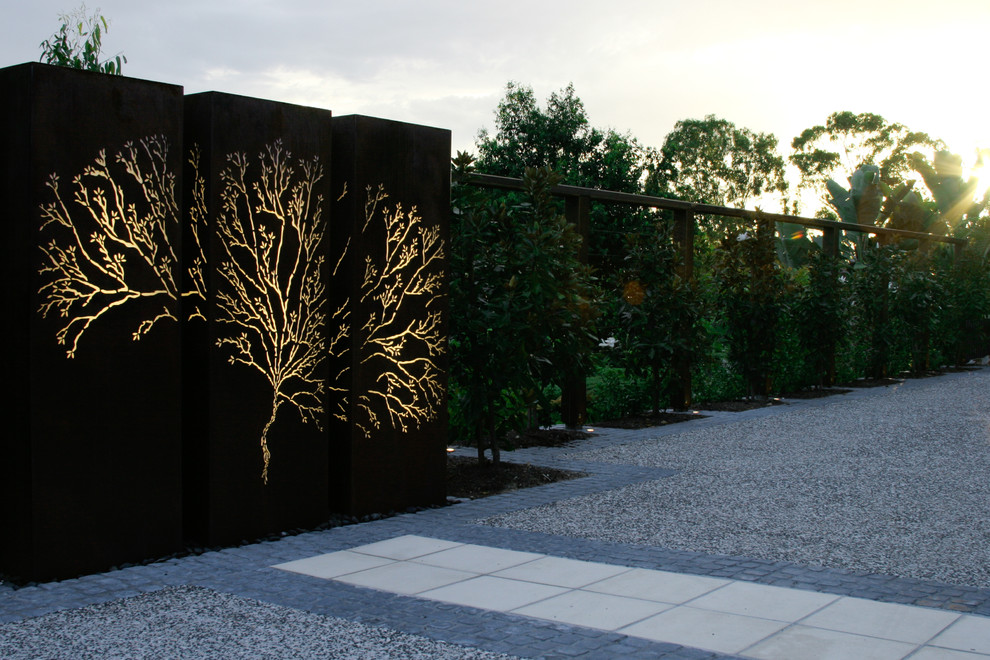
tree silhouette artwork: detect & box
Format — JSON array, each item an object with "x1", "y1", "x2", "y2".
[
  {"x1": 207, "y1": 141, "x2": 331, "y2": 484},
  {"x1": 37, "y1": 135, "x2": 187, "y2": 358},
  {"x1": 354, "y1": 184, "x2": 445, "y2": 438}
]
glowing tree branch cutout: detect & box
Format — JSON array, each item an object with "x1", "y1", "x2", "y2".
[
  {"x1": 355, "y1": 184, "x2": 445, "y2": 438},
  {"x1": 211, "y1": 141, "x2": 330, "y2": 483},
  {"x1": 37, "y1": 135, "x2": 187, "y2": 358}
]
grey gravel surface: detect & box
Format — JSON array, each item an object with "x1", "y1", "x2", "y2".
[
  {"x1": 482, "y1": 370, "x2": 990, "y2": 588},
  {"x1": 0, "y1": 585, "x2": 518, "y2": 660}
]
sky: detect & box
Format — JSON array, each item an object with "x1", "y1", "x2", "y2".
[{"x1": 4, "y1": 0, "x2": 990, "y2": 203}]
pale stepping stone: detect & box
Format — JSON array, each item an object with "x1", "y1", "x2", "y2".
[
  {"x1": 411, "y1": 543, "x2": 543, "y2": 573},
  {"x1": 803, "y1": 597, "x2": 960, "y2": 644},
  {"x1": 513, "y1": 589, "x2": 671, "y2": 630},
  {"x1": 910, "y1": 648, "x2": 990, "y2": 660},
  {"x1": 619, "y1": 605, "x2": 789, "y2": 655},
  {"x1": 420, "y1": 575, "x2": 567, "y2": 612},
  {"x1": 272, "y1": 550, "x2": 392, "y2": 579},
  {"x1": 585, "y1": 567, "x2": 728, "y2": 603},
  {"x1": 334, "y1": 561, "x2": 475, "y2": 595},
  {"x1": 687, "y1": 580, "x2": 839, "y2": 622},
  {"x1": 347, "y1": 535, "x2": 463, "y2": 560},
  {"x1": 492, "y1": 555, "x2": 631, "y2": 588},
  {"x1": 744, "y1": 624, "x2": 918, "y2": 660},
  {"x1": 929, "y1": 615, "x2": 990, "y2": 655}
]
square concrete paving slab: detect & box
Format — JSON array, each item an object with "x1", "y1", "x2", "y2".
[
  {"x1": 411, "y1": 543, "x2": 544, "y2": 574},
  {"x1": 584, "y1": 567, "x2": 729, "y2": 604},
  {"x1": 419, "y1": 575, "x2": 568, "y2": 612},
  {"x1": 743, "y1": 624, "x2": 918, "y2": 660},
  {"x1": 492, "y1": 556, "x2": 631, "y2": 588},
  {"x1": 272, "y1": 550, "x2": 394, "y2": 579},
  {"x1": 334, "y1": 561, "x2": 475, "y2": 595},
  {"x1": 688, "y1": 580, "x2": 839, "y2": 622},
  {"x1": 512, "y1": 589, "x2": 672, "y2": 631},
  {"x1": 803, "y1": 597, "x2": 960, "y2": 644},
  {"x1": 910, "y1": 647, "x2": 990, "y2": 659},
  {"x1": 347, "y1": 535, "x2": 463, "y2": 560},
  {"x1": 618, "y1": 605, "x2": 789, "y2": 655},
  {"x1": 929, "y1": 615, "x2": 990, "y2": 655}
]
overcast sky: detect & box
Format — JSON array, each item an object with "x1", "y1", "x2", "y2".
[{"x1": 5, "y1": 0, "x2": 989, "y2": 175}]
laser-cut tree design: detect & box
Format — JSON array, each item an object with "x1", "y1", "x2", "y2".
[
  {"x1": 37, "y1": 135, "x2": 186, "y2": 358},
  {"x1": 355, "y1": 184, "x2": 445, "y2": 438},
  {"x1": 211, "y1": 141, "x2": 329, "y2": 483}
]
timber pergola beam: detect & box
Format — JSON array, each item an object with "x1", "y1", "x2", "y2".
[{"x1": 466, "y1": 172, "x2": 968, "y2": 251}]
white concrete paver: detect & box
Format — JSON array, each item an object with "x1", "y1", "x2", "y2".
[
  {"x1": 274, "y1": 550, "x2": 393, "y2": 579},
  {"x1": 332, "y1": 561, "x2": 475, "y2": 595},
  {"x1": 420, "y1": 575, "x2": 569, "y2": 611},
  {"x1": 744, "y1": 625, "x2": 916, "y2": 660},
  {"x1": 513, "y1": 589, "x2": 671, "y2": 630},
  {"x1": 272, "y1": 535, "x2": 990, "y2": 659},
  {"x1": 619, "y1": 606, "x2": 789, "y2": 654},
  {"x1": 929, "y1": 615, "x2": 990, "y2": 655},
  {"x1": 801, "y1": 597, "x2": 960, "y2": 644},
  {"x1": 687, "y1": 580, "x2": 839, "y2": 622},
  {"x1": 411, "y1": 543, "x2": 543, "y2": 573},
  {"x1": 492, "y1": 555, "x2": 630, "y2": 588},
  {"x1": 584, "y1": 566, "x2": 729, "y2": 603}
]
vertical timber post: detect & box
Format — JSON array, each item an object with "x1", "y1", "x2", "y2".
[
  {"x1": 561, "y1": 195, "x2": 591, "y2": 428},
  {"x1": 669, "y1": 208, "x2": 695, "y2": 410}
]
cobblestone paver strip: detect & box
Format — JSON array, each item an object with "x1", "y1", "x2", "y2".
[{"x1": 2, "y1": 370, "x2": 988, "y2": 659}]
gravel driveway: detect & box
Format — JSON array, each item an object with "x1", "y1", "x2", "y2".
[{"x1": 482, "y1": 370, "x2": 990, "y2": 588}]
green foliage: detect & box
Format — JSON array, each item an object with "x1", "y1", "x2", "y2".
[
  {"x1": 909, "y1": 150, "x2": 988, "y2": 234},
  {"x1": 846, "y1": 244, "x2": 900, "y2": 378},
  {"x1": 713, "y1": 213, "x2": 784, "y2": 398},
  {"x1": 585, "y1": 366, "x2": 650, "y2": 422},
  {"x1": 476, "y1": 82, "x2": 645, "y2": 191},
  {"x1": 648, "y1": 115, "x2": 788, "y2": 231},
  {"x1": 792, "y1": 251, "x2": 845, "y2": 387},
  {"x1": 475, "y1": 82, "x2": 652, "y2": 278},
  {"x1": 613, "y1": 222, "x2": 704, "y2": 413},
  {"x1": 932, "y1": 249, "x2": 990, "y2": 365},
  {"x1": 891, "y1": 251, "x2": 941, "y2": 373},
  {"x1": 791, "y1": 111, "x2": 940, "y2": 202},
  {"x1": 40, "y1": 5, "x2": 126, "y2": 75},
  {"x1": 449, "y1": 153, "x2": 597, "y2": 463}
]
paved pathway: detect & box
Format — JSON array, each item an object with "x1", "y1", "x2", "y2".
[
  {"x1": 276, "y1": 534, "x2": 990, "y2": 658},
  {"x1": 2, "y1": 371, "x2": 989, "y2": 659}
]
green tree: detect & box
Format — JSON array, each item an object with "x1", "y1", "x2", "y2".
[
  {"x1": 648, "y1": 114, "x2": 788, "y2": 211},
  {"x1": 40, "y1": 4, "x2": 126, "y2": 75},
  {"x1": 614, "y1": 223, "x2": 703, "y2": 415},
  {"x1": 475, "y1": 81, "x2": 651, "y2": 279},
  {"x1": 909, "y1": 149, "x2": 988, "y2": 233},
  {"x1": 791, "y1": 111, "x2": 939, "y2": 204},
  {"x1": 476, "y1": 82, "x2": 644, "y2": 191},
  {"x1": 713, "y1": 212, "x2": 784, "y2": 398},
  {"x1": 449, "y1": 154, "x2": 597, "y2": 465}
]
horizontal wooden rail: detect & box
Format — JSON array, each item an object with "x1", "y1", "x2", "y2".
[{"x1": 465, "y1": 172, "x2": 967, "y2": 247}]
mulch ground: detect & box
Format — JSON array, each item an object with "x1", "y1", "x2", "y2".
[{"x1": 446, "y1": 455, "x2": 585, "y2": 500}]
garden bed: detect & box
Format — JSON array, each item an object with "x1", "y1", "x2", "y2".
[{"x1": 446, "y1": 455, "x2": 585, "y2": 500}]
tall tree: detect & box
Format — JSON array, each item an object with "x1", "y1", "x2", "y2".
[
  {"x1": 40, "y1": 4, "x2": 127, "y2": 75},
  {"x1": 791, "y1": 111, "x2": 939, "y2": 201},
  {"x1": 474, "y1": 82, "x2": 651, "y2": 276},
  {"x1": 449, "y1": 154, "x2": 597, "y2": 464},
  {"x1": 647, "y1": 114, "x2": 788, "y2": 231}
]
